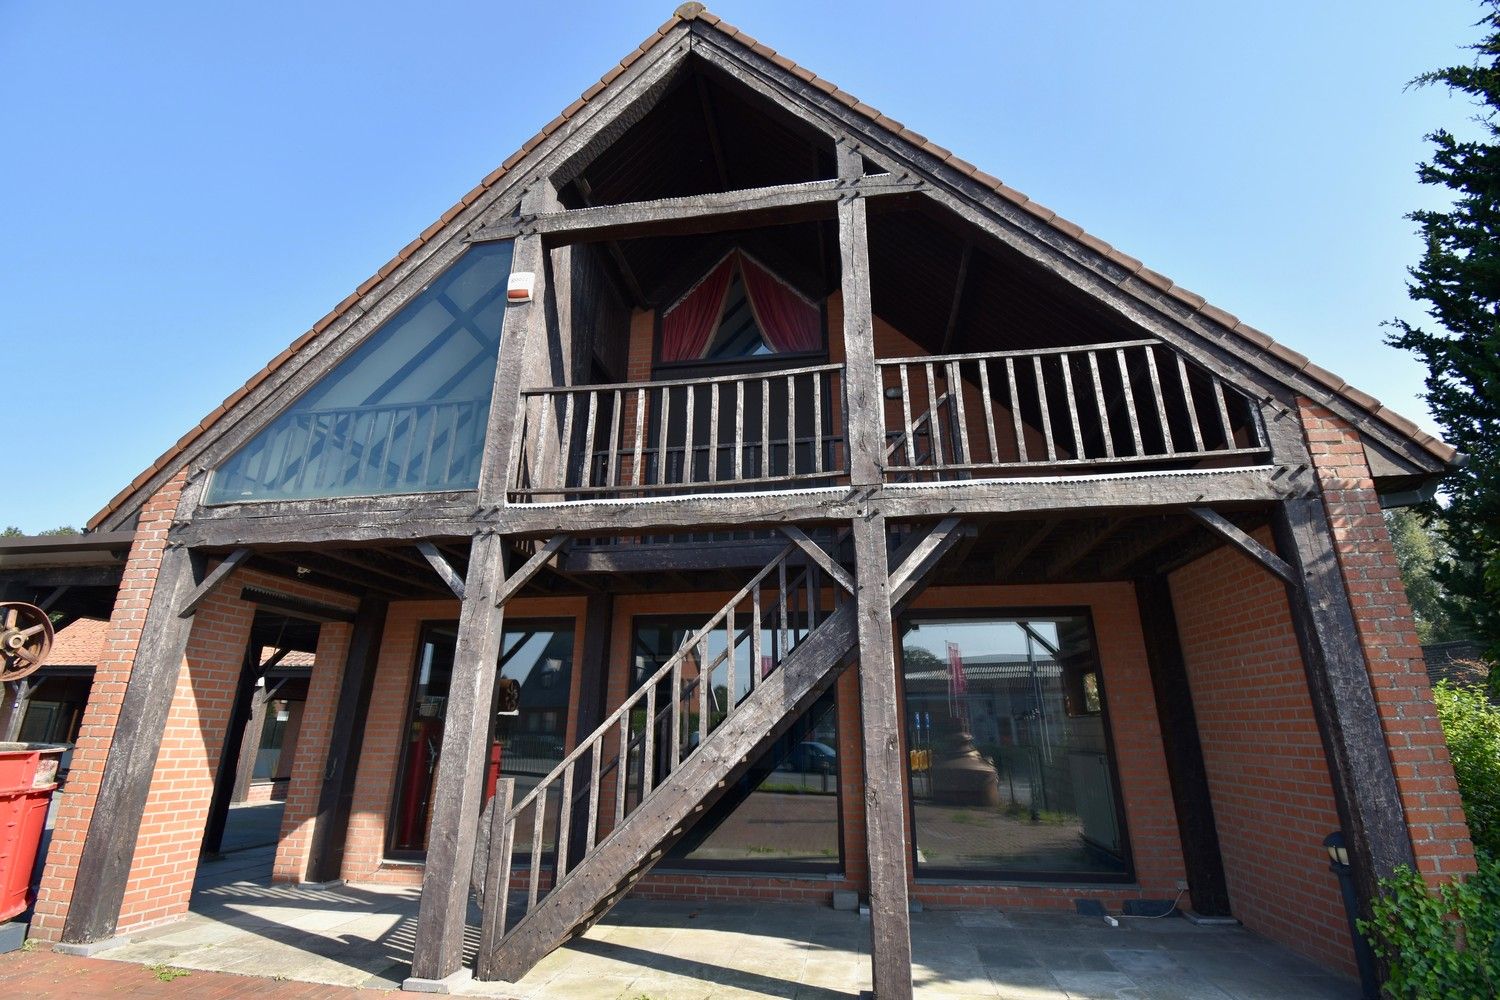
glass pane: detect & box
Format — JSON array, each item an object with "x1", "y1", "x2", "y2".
[
  {"x1": 632, "y1": 615, "x2": 838, "y2": 871},
  {"x1": 208, "y1": 242, "x2": 514, "y2": 503},
  {"x1": 900, "y1": 614, "x2": 1129, "y2": 879},
  {"x1": 389, "y1": 618, "x2": 574, "y2": 856}
]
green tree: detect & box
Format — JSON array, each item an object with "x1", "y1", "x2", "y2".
[
  {"x1": 1388, "y1": 3, "x2": 1500, "y2": 662},
  {"x1": 1386, "y1": 507, "x2": 1471, "y2": 643}
]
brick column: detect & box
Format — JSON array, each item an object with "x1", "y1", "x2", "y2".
[
  {"x1": 1298, "y1": 401, "x2": 1477, "y2": 882},
  {"x1": 30, "y1": 472, "x2": 186, "y2": 941}
]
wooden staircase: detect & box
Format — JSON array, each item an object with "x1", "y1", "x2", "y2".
[{"x1": 471, "y1": 521, "x2": 964, "y2": 983}]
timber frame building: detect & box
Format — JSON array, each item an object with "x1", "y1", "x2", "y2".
[{"x1": 5, "y1": 6, "x2": 1478, "y2": 995}]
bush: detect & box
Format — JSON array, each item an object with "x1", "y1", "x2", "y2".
[
  {"x1": 1359, "y1": 856, "x2": 1500, "y2": 998},
  {"x1": 1432, "y1": 680, "x2": 1500, "y2": 857}
]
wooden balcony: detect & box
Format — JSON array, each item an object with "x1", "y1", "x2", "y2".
[
  {"x1": 509, "y1": 364, "x2": 848, "y2": 501},
  {"x1": 878, "y1": 339, "x2": 1269, "y2": 483}
]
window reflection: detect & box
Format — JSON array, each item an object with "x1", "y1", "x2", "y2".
[
  {"x1": 389, "y1": 619, "x2": 574, "y2": 857},
  {"x1": 901, "y1": 614, "x2": 1130, "y2": 880}
]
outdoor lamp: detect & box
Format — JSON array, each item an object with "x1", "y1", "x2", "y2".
[{"x1": 1322, "y1": 831, "x2": 1377, "y2": 1000}]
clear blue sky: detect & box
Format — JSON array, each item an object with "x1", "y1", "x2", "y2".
[{"x1": 0, "y1": 1, "x2": 1484, "y2": 531}]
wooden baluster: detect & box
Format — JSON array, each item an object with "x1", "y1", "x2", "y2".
[
  {"x1": 742, "y1": 587, "x2": 755, "y2": 706},
  {"x1": 1032, "y1": 356, "x2": 1056, "y2": 461},
  {"x1": 1144, "y1": 346, "x2": 1173, "y2": 453},
  {"x1": 734, "y1": 380, "x2": 745, "y2": 481},
  {"x1": 760, "y1": 377, "x2": 771, "y2": 479},
  {"x1": 724, "y1": 608, "x2": 735, "y2": 715},
  {"x1": 813, "y1": 370, "x2": 824, "y2": 473},
  {"x1": 1176, "y1": 355, "x2": 1206, "y2": 452},
  {"x1": 1212, "y1": 376, "x2": 1234, "y2": 448},
  {"x1": 606, "y1": 389, "x2": 623, "y2": 488},
  {"x1": 1005, "y1": 357, "x2": 1027, "y2": 462},
  {"x1": 631, "y1": 388, "x2": 646, "y2": 487},
  {"x1": 707, "y1": 381, "x2": 720, "y2": 483},
  {"x1": 556, "y1": 762, "x2": 574, "y2": 882},
  {"x1": 655, "y1": 385, "x2": 671, "y2": 486},
  {"x1": 532, "y1": 392, "x2": 552, "y2": 491},
  {"x1": 778, "y1": 558, "x2": 789, "y2": 661},
  {"x1": 1115, "y1": 348, "x2": 1144, "y2": 455},
  {"x1": 587, "y1": 739, "x2": 601, "y2": 849},
  {"x1": 671, "y1": 658, "x2": 682, "y2": 768},
  {"x1": 898, "y1": 364, "x2": 917, "y2": 467},
  {"x1": 786, "y1": 374, "x2": 797, "y2": 477},
  {"x1": 697, "y1": 639, "x2": 710, "y2": 745},
  {"x1": 923, "y1": 362, "x2": 945, "y2": 467},
  {"x1": 684, "y1": 382, "x2": 696, "y2": 484},
  {"x1": 642, "y1": 683, "x2": 656, "y2": 798},
  {"x1": 480, "y1": 778, "x2": 514, "y2": 961},
  {"x1": 948, "y1": 360, "x2": 970, "y2": 466},
  {"x1": 614, "y1": 715, "x2": 628, "y2": 826},
  {"x1": 528, "y1": 786, "x2": 546, "y2": 910},
  {"x1": 581, "y1": 390, "x2": 599, "y2": 489},
  {"x1": 558, "y1": 392, "x2": 576, "y2": 491},
  {"x1": 976, "y1": 359, "x2": 999, "y2": 466},
  {"x1": 1088, "y1": 351, "x2": 1116, "y2": 458},
  {"x1": 1059, "y1": 354, "x2": 1085, "y2": 461}
]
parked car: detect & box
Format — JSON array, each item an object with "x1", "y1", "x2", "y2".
[{"x1": 781, "y1": 740, "x2": 837, "y2": 775}]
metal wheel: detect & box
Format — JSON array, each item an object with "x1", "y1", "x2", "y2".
[{"x1": 0, "y1": 602, "x2": 53, "y2": 683}]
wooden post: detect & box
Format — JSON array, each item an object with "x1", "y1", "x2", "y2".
[
  {"x1": 1271, "y1": 498, "x2": 1416, "y2": 919},
  {"x1": 201, "y1": 644, "x2": 262, "y2": 855},
  {"x1": 836, "y1": 141, "x2": 883, "y2": 488},
  {"x1": 0, "y1": 678, "x2": 34, "y2": 742},
  {"x1": 61, "y1": 540, "x2": 206, "y2": 945},
  {"x1": 410, "y1": 532, "x2": 511, "y2": 981},
  {"x1": 1134, "y1": 575, "x2": 1231, "y2": 916},
  {"x1": 568, "y1": 592, "x2": 613, "y2": 872},
  {"x1": 304, "y1": 596, "x2": 388, "y2": 883},
  {"x1": 231, "y1": 681, "x2": 270, "y2": 803},
  {"x1": 851, "y1": 511, "x2": 913, "y2": 1000}
]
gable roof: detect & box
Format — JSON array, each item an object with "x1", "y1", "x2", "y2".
[{"x1": 87, "y1": 2, "x2": 1455, "y2": 530}]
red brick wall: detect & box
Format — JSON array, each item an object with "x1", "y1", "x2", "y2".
[
  {"x1": 272, "y1": 619, "x2": 352, "y2": 882},
  {"x1": 31, "y1": 472, "x2": 187, "y2": 941},
  {"x1": 1170, "y1": 534, "x2": 1353, "y2": 974},
  {"x1": 1298, "y1": 401, "x2": 1475, "y2": 882}
]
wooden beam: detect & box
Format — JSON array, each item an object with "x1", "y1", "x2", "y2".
[
  {"x1": 1271, "y1": 498, "x2": 1416, "y2": 925},
  {"x1": 1189, "y1": 507, "x2": 1296, "y2": 585},
  {"x1": 176, "y1": 547, "x2": 251, "y2": 618},
  {"x1": 201, "y1": 644, "x2": 261, "y2": 855},
  {"x1": 695, "y1": 75, "x2": 732, "y2": 191},
  {"x1": 888, "y1": 517, "x2": 964, "y2": 602},
  {"x1": 1046, "y1": 518, "x2": 1126, "y2": 579},
  {"x1": 851, "y1": 512, "x2": 914, "y2": 1000},
  {"x1": 416, "y1": 541, "x2": 466, "y2": 599},
  {"x1": 63, "y1": 540, "x2": 209, "y2": 944},
  {"x1": 838, "y1": 141, "x2": 884, "y2": 488},
  {"x1": 780, "y1": 526, "x2": 854, "y2": 593},
  {"x1": 410, "y1": 533, "x2": 511, "y2": 981},
  {"x1": 1134, "y1": 575, "x2": 1231, "y2": 916},
  {"x1": 993, "y1": 519, "x2": 1056, "y2": 579},
  {"x1": 939, "y1": 243, "x2": 972, "y2": 354},
  {"x1": 305, "y1": 596, "x2": 388, "y2": 883},
  {"x1": 468, "y1": 174, "x2": 921, "y2": 247},
  {"x1": 494, "y1": 535, "x2": 569, "y2": 608}
]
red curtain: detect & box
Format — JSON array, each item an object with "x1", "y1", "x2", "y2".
[
  {"x1": 741, "y1": 253, "x2": 821, "y2": 354},
  {"x1": 660, "y1": 255, "x2": 734, "y2": 362}
]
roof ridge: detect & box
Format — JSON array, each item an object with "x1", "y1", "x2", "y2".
[{"x1": 87, "y1": 4, "x2": 1452, "y2": 530}]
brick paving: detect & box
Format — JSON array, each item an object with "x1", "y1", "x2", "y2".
[{"x1": 0, "y1": 948, "x2": 389, "y2": 999}]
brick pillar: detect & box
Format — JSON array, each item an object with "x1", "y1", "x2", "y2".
[
  {"x1": 30, "y1": 473, "x2": 186, "y2": 941},
  {"x1": 1298, "y1": 400, "x2": 1477, "y2": 882},
  {"x1": 272, "y1": 621, "x2": 351, "y2": 883}
]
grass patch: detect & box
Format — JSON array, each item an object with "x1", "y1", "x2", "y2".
[{"x1": 147, "y1": 964, "x2": 191, "y2": 983}]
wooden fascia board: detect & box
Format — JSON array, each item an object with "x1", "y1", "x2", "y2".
[
  {"x1": 93, "y1": 24, "x2": 698, "y2": 533},
  {"x1": 685, "y1": 25, "x2": 1445, "y2": 477}
]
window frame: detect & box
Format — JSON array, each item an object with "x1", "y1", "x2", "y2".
[
  {"x1": 628, "y1": 612, "x2": 845, "y2": 876},
  {"x1": 384, "y1": 615, "x2": 578, "y2": 862},
  {"x1": 896, "y1": 605, "x2": 1137, "y2": 885}
]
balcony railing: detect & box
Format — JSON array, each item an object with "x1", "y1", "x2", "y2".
[
  {"x1": 510, "y1": 364, "x2": 848, "y2": 500},
  {"x1": 878, "y1": 339, "x2": 1268, "y2": 482}
]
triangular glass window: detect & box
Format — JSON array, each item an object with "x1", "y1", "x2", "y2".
[
  {"x1": 659, "y1": 251, "x2": 821, "y2": 364},
  {"x1": 206, "y1": 241, "x2": 514, "y2": 504}
]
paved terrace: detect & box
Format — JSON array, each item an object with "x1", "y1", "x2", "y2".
[{"x1": 58, "y1": 838, "x2": 1361, "y2": 1000}]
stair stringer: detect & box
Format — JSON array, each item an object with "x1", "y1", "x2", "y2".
[{"x1": 482, "y1": 601, "x2": 858, "y2": 982}]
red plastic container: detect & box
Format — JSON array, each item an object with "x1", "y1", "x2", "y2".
[{"x1": 0, "y1": 746, "x2": 62, "y2": 923}]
